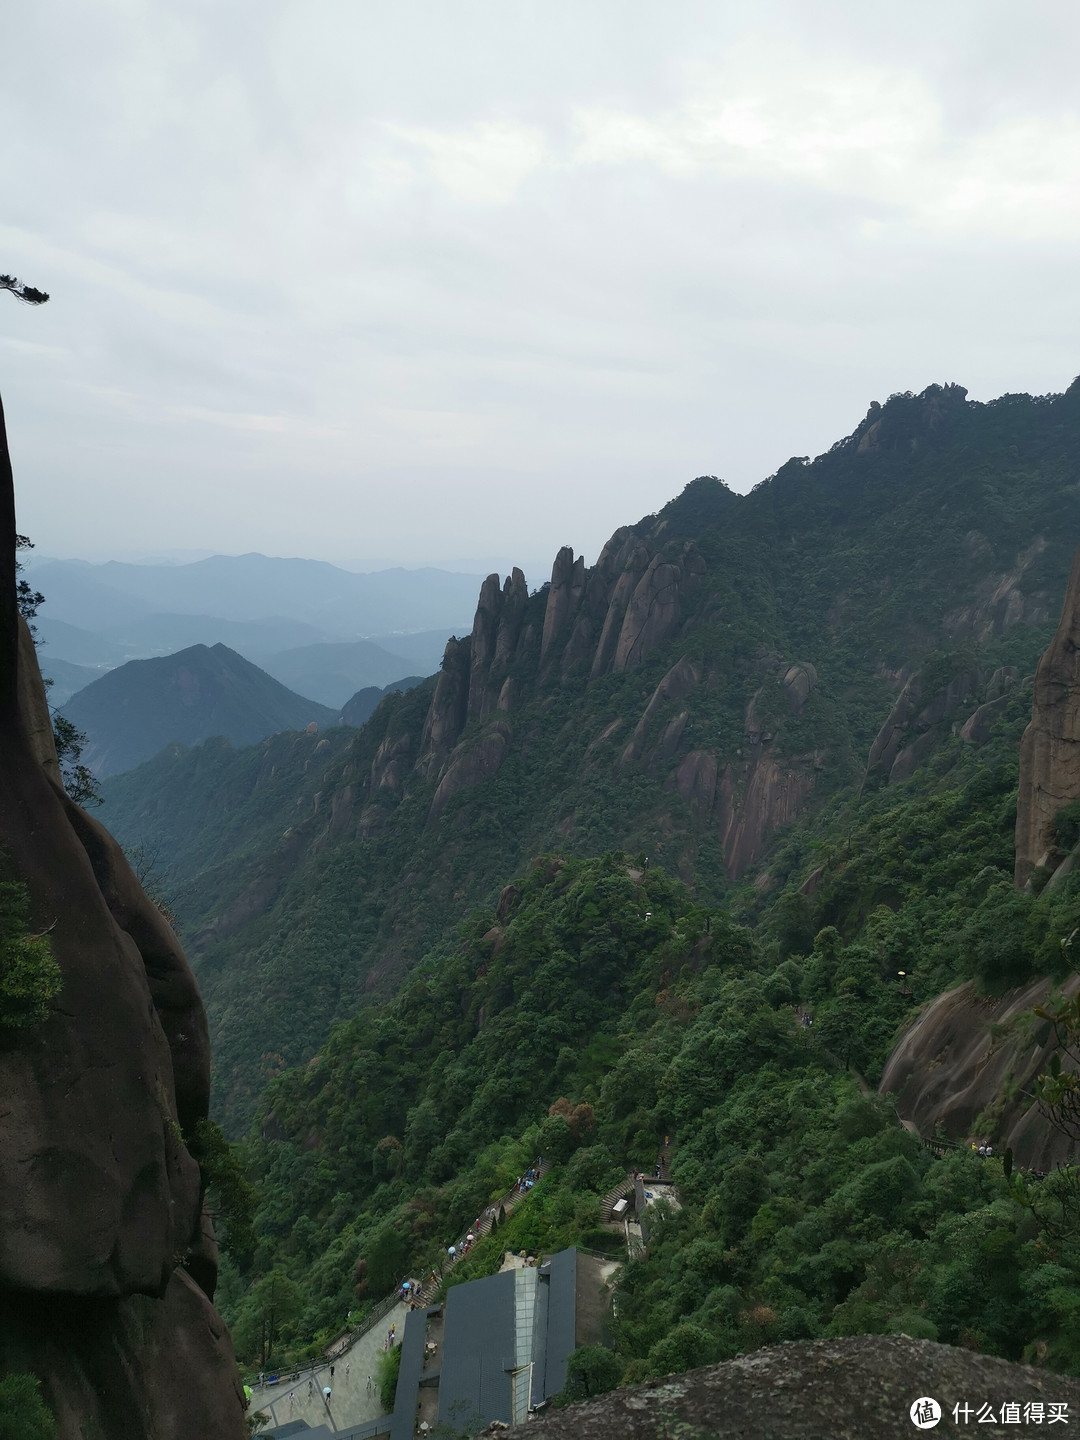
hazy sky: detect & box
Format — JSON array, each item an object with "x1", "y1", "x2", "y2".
[{"x1": 3, "y1": 2, "x2": 1079, "y2": 576}]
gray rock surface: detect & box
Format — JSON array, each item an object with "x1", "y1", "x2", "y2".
[
  {"x1": 0, "y1": 393, "x2": 245, "y2": 1438},
  {"x1": 879, "y1": 976, "x2": 1080, "y2": 1169},
  {"x1": 525, "y1": 1336, "x2": 1080, "y2": 1439},
  {"x1": 1015, "y1": 545, "x2": 1080, "y2": 887}
]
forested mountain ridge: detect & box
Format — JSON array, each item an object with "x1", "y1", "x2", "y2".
[
  {"x1": 61, "y1": 642, "x2": 339, "y2": 778},
  {"x1": 222, "y1": 707, "x2": 1080, "y2": 1376},
  {"x1": 101, "y1": 380, "x2": 1080, "y2": 1129}
]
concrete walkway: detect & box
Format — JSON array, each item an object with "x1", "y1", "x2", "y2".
[
  {"x1": 251, "y1": 1300, "x2": 408, "y2": 1433},
  {"x1": 250, "y1": 1160, "x2": 551, "y2": 1430}
]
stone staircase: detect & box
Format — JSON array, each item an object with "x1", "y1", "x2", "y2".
[
  {"x1": 409, "y1": 1160, "x2": 552, "y2": 1307},
  {"x1": 599, "y1": 1174, "x2": 636, "y2": 1223}
]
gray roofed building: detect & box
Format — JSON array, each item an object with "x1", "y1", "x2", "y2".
[{"x1": 389, "y1": 1248, "x2": 610, "y2": 1437}]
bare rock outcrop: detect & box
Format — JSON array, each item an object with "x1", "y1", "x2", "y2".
[
  {"x1": 867, "y1": 667, "x2": 984, "y2": 784},
  {"x1": 959, "y1": 696, "x2": 1010, "y2": 746},
  {"x1": 612, "y1": 542, "x2": 705, "y2": 673},
  {"x1": 719, "y1": 752, "x2": 816, "y2": 881},
  {"x1": 622, "y1": 656, "x2": 700, "y2": 765},
  {"x1": 1015, "y1": 545, "x2": 1080, "y2": 887},
  {"x1": 745, "y1": 660, "x2": 818, "y2": 744},
  {"x1": 879, "y1": 975, "x2": 1080, "y2": 1170},
  {"x1": 588, "y1": 534, "x2": 655, "y2": 680},
  {"x1": 468, "y1": 567, "x2": 528, "y2": 719},
  {"x1": 557, "y1": 528, "x2": 635, "y2": 676},
  {"x1": 371, "y1": 730, "x2": 414, "y2": 794},
  {"x1": 945, "y1": 536, "x2": 1053, "y2": 643},
  {"x1": 408, "y1": 532, "x2": 708, "y2": 815},
  {"x1": 525, "y1": 1336, "x2": 1080, "y2": 1440},
  {"x1": 541, "y1": 546, "x2": 587, "y2": 668},
  {"x1": 417, "y1": 635, "x2": 471, "y2": 777},
  {"x1": 673, "y1": 749, "x2": 717, "y2": 818},
  {"x1": 428, "y1": 719, "x2": 512, "y2": 823},
  {"x1": 0, "y1": 396, "x2": 245, "y2": 1438}
]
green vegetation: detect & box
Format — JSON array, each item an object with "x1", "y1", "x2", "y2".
[
  {"x1": 217, "y1": 735, "x2": 1080, "y2": 1376},
  {"x1": 99, "y1": 382, "x2": 1080, "y2": 1134},
  {"x1": 17, "y1": 532, "x2": 102, "y2": 806},
  {"x1": 88, "y1": 381, "x2": 1080, "y2": 1396},
  {"x1": 377, "y1": 1344, "x2": 401, "y2": 1412},
  {"x1": 557, "y1": 1345, "x2": 623, "y2": 1404},
  {"x1": 0, "y1": 1373, "x2": 57, "y2": 1440},
  {"x1": 0, "y1": 880, "x2": 61, "y2": 1031},
  {"x1": 186, "y1": 1117, "x2": 258, "y2": 1265}
]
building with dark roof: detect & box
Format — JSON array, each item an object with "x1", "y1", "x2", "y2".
[{"x1": 389, "y1": 1247, "x2": 610, "y2": 1438}]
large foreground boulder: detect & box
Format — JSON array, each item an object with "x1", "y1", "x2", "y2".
[
  {"x1": 526, "y1": 1336, "x2": 1080, "y2": 1439},
  {"x1": 0, "y1": 393, "x2": 246, "y2": 1436},
  {"x1": 1015, "y1": 544, "x2": 1080, "y2": 887}
]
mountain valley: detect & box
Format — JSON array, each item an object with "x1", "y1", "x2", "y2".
[{"x1": 7, "y1": 377, "x2": 1080, "y2": 1435}]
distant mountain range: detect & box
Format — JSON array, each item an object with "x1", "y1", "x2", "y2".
[
  {"x1": 25, "y1": 552, "x2": 471, "y2": 708},
  {"x1": 253, "y1": 635, "x2": 449, "y2": 708},
  {"x1": 60, "y1": 643, "x2": 339, "y2": 778},
  {"x1": 25, "y1": 552, "x2": 480, "y2": 643},
  {"x1": 37, "y1": 654, "x2": 107, "y2": 707},
  {"x1": 340, "y1": 676, "x2": 425, "y2": 728}
]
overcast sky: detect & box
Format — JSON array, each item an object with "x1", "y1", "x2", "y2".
[{"x1": 3, "y1": 1, "x2": 1079, "y2": 577}]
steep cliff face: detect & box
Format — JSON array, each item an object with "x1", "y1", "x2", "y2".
[
  {"x1": 1015, "y1": 545, "x2": 1080, "y2": 887},
  {"x1": 536, "y1": 534, "x2": 704, "y2": 683},
  {"x1": 866, "y1": 662, "x2": 1025, "y2": 786},
  {"x1": 97, "y1": 383, "x2": 1080, "y2": 1127},
  {"x1": 363, "y1": 505, "x2": 832, "y2": 876},
  {"x1": 879, "y1": 976, "x2": 1080, "y2": 1169},
  {"x1": 878, "y1": 555, "x2": 1080, "y2": 1165},
  {"x1": 412, "y1": 533, "x2": 715, "y2": 816},
  {"x1": 0, "y1": 398, "x2": 245, "y2": 1439}
]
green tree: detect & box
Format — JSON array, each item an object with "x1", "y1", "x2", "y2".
[
  {"x1": 377, "y1": 1343, "x2": 402, "y2": 1412},
  {"x1": 558, "y1": 1344, "x2": 623, "y2": 1403},
  {"x1": 245, "y1": 1268, "x2": 303, "y2": 1368},
  {"x1": 187, "y1": 1117, "x2": 257, "y2": 1266},
  {"x1": 0, "y1": 880, "x2": 61, "y2": 1030},
  {"x1": 50, "y1": 711, "x2": 101, "y2": 806},
  {"x1": 14, "y1": 529, "x2": 101, "y2": 807},
  {"x1": 0, "y1": 275, "x2": 49, "y2": 306},
  {"x1": 15, "y1": 534, "x2": 43, "y2": 640},
  {"x1": 0, "y1": 1373, "x2": 57, "y2": 1440}
]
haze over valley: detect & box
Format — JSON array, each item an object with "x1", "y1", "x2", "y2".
[{"x1": 6, "y1": 5, "x2": 1080, "y2": 1438}]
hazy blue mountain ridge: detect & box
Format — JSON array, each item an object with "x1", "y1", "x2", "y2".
[
  {"x1": 26, "y1": 552, "x2": 482, "y2": 635},
  {"x1": 37, "y1": 655, "x2": 105, "y2": 706},
  {"x1": 62, "y1": 642, "x2": 339, "y2": 778},
  {"x1": 99, "y1": 382, "x2": 1080, "y2": 1127},
  {"x1": 253, "y1": 637, "x2": 449, "y2": 708}
]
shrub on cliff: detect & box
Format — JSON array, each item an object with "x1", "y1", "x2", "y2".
[
  {"x1": 0, "y1": 1373, "x2": 57, "y2": 1439},
  {"x1": 0, "y1": 880, "x2": 61, "y2": 1030}
]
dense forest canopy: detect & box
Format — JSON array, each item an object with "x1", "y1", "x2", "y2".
[
  {"x1": 93, "y1": 380, "x2": 1080, "y2": 1389},
  {"x1": 101, "y1": 381, "x2": 1080, "y2": 1134}
]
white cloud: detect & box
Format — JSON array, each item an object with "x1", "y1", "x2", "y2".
[
  {"x1": 4, "y1": 1, "x2": 1080, "y2": 565},
  {"x1": 377, "y1": 120, "x2": 550, "y2": 205},
  {"x1": 570, "y1": 53, "x2": 1080, "y2": 242}
]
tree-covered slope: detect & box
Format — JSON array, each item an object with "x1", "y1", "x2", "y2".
[
  {"x1": 101, "y1": 381, "x2": 1080, "y2": 1128},
  {"x1": 62, "y1": 642, "x2": 338, "y2": 777},
  {"x1": 218, "y1": 715, "x2": 1080, "y2": 1377}
]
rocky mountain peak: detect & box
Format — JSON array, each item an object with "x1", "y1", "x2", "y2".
[{"x1": 1015, "y1": 544, "x2": 1080, "y2": 887}]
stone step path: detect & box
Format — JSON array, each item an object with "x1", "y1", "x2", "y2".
[
  {"x1": 599, "y1": 1175, "x2": 635, "y2": 1222},
  {"x1": 248, "y1": 1159, "x2": 553, "y2": 1430},
  {"x1": 410, "y1": 1160, "x2": 552, "y2": 1308}
]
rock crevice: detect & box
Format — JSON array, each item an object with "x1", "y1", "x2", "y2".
[{"x1": 1015, "y1": 545, "x2": 1080, "y2": 886}]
